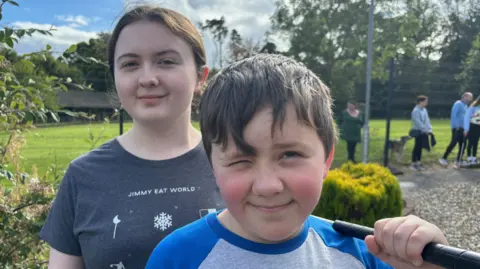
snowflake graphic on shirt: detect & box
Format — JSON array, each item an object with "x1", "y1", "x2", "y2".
[{"x1": 154, "y1": 212, "x2": 172, "y2": 231}]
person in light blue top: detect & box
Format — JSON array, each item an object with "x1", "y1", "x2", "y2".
[
  {"x1": 439, "y1": 92, "x2": 473, "y2": 167},
  {"x1": 409, "y1": 95, "x2": 433, "y2": 171},
  {"x1": 464, "y1": 95, "x2": 480, "y2": 165},
  {"x1": 145, "y1": 54, "x2": 449, "y2": 269}
]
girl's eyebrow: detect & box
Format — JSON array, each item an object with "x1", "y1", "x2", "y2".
[{"x1": 116, "y1": 49, "x2": 181, "y2": 62}]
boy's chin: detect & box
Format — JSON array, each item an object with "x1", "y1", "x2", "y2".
[{"x1": 251, "y1": 223, "x2": 304, "y2": 244}]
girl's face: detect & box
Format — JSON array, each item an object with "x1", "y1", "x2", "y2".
[
  {"x1": 113, "y1": 20, "x2": 207, "y2": 124},
  {"x1": 347, "y1": 102, "x2": 356, "y2": 110}
]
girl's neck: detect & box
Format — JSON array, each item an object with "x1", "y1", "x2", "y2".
[{"x1": 117, "y1": 112, "x2": 201, "y2": 161}]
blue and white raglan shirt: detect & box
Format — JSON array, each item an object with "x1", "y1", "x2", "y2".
[{"x1": 145, "y1": 212, "x2": 393, "y2": 269}]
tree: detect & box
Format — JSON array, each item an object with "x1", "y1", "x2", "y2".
[
  {"x1": 63, "y1": 32, "x2": 111, "y2": 92},
  {"x1": 227, "y1": 29, "x2": 263, "y2": 63},
  {"x1": 0, "y1": 2, "x2": 94, "y2": 267},
  {"x1": 199, "y1": 17, "x2": 229, "y2": 68},
  {"x1": 270, "y1": 0, "x2": 446, "y2": 115},
  {"x1": 457, "y1": 33, "x2": 480, "y2": 93}
]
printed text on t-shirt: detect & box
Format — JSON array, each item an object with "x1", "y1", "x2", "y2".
[{"x1": 128, "y1": 186, "x2": 196, "y2": 197}]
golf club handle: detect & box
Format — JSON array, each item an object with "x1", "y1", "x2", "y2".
[{"x1": 332, "y1": 220, "x2": 480, "y2": 269}]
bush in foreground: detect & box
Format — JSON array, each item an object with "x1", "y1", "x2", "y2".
[{"x1": 313, "y1": 162, "x2": 403, "y2": 227}]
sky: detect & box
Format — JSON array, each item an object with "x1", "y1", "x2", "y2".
[{"x1": 2, "y1": 0, "x2": 285, "y2": 68}]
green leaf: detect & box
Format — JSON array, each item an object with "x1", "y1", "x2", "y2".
[
  {"x1": 8, "y1": 0, "x2": 19, "y2": 6},
  {"x1": 57, "y1": 109, "x2": 77, "y2": 117},
  {"x1": 16, "y1": 29, "x2": 25, "y2": 38},
  {"x1": 5, "y1": 27, "x2": 13, "y2": 37},
  {"x1": 6, "y1": 37, "x2": 13, "y2": 48},
  {"x1": 66, "y1": 44, "x2": 77, "y2": 53},
  {"x1": 0, "y1": 178, "x2": 14, "y2": 188},
  {"x1": 50, "y1": 111, "x2": 59, "y2": 122},
  {"x1": 46, "y1": 44, "x2": 52, "y2": 50}
]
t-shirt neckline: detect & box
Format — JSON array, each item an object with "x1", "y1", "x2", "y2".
[{"x1": 205, "y1": 211, "x2": 310, "y2": 255}]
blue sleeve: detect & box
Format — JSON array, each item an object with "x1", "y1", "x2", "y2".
[
  {"x1": 464, "y1": 107, "x2": 473, "y2": 132},
  {"x1": 451, "y1": 102, "x2": 460, "y2": 126},
  {"x1": 308, "y1": 217, "x2": 393, "y2": 269},
  {"x1": 145, "y1": 218, "x2": 220, "y2": 269}
]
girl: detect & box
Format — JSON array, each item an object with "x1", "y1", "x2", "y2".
[
  {"x1": 40, "y1": 5, "x2": 224, "y2": 269},
  {"x1": 464, "y1": 95, "x2": 480, "y2": 165},
  {"x1": 338, "y1": 101, "x2": 364, "y2": 163},
  {"x1": 409, "y1": 95, "x2": 432, "y2": 171}
]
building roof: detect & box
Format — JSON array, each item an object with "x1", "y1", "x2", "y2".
[{"x1": 56, "y1": 91, "x2": 117, "y2": 109}]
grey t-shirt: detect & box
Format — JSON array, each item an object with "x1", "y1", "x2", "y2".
[{"x1": 40, "y1": 139, "x2": 224, "y2": 269}]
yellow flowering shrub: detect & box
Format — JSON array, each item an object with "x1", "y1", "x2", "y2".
[{"x1": 312, "y1": 162, "x2": 403, "y2": 227}]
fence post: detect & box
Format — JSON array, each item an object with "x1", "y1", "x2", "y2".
[
  {"x1": 383, "y1": 58, "x2": 394, "y2": 167},
  {"x1": 119, "y1": 108, "x2": 124, "y2": 135},
  {"x1": 383, "y1": 58, "x2": 403, "y2": 175}
]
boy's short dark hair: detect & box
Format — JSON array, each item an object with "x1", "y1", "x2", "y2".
[
  {"x1": 199, "y1": 53, "x2": 337, "y2": 161},
  {"x1": 416, "y1": 95, "x2": 428, "y2": 104}
]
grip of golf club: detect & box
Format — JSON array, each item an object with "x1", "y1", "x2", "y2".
[{"x1": 332, "y1": 220, "x2": 480, "y2": 269}]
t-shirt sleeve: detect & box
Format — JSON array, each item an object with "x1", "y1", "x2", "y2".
[
  {"x1": 40, "y1": 166, "x2": 81, "y2": 256},
  {"x1": 359, "y1": 246, "x2": 394, "y2": 269}
]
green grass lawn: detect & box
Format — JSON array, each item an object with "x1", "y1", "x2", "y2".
[{"x1": 2, "y1": 119, "x2": 454, "y2": 176}]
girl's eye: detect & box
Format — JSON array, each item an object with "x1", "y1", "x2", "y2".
[{"x1": 121, "y1": 62, "x2": 137, "y2": 68}]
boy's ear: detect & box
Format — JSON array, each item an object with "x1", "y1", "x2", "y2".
[{"x1": 323, "y1": 146, "x2": 335, "y2": 178}]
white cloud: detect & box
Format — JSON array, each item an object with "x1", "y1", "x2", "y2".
[
  {"x1": 55, "y1": 15, "x2": 90, "y2": 26},
  {"x1": 122, "y1": 0, "x2": 288, "y2": 68},
  {"x1": 12, "y1": 21, "x2": 98, "y2": 55}
]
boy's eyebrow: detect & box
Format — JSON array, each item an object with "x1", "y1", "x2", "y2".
[
  {"x1": 220, "y1": 149, "x2": 254, "y2": 160},
  {"x1": 116, "y1": 49, "x2": 181, "y2": 62},
  {"x1": 273, "y1": 141, "x2": 310, "y2": 150}
]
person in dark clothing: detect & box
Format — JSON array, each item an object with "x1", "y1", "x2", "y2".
[{"x1": 338, "y1": 101, "x2": 364, "y2": 163}]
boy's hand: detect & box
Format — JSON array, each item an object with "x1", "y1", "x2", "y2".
[{"x1": 365, "y1": 215, "x2": 448, "y2": 269}]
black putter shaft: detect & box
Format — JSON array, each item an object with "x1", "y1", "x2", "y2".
[{"x1": 331, "y1": 220, "x2": 480, "y2": 269}]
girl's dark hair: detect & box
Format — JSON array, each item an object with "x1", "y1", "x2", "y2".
[
  {"x1": 107, "y1": 5, "x2": 206, "y2": 81},
  {"x1": 416, "y1": 95, "x2": 428, "y2": 104}
]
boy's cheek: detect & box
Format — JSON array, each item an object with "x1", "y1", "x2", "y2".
[
  {"x1": 285, "y1": 172, "x2": 324, "y2": 207},
  {"x1": 215, "y1": 173, "x2": 250, "y2": 204}
]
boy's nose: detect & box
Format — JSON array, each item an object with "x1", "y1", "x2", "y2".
[{"x1": 251, "y1": 168, "x2": 284, "y2": 196}]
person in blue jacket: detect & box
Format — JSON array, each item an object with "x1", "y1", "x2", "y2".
[
  {"x1": 439, "y1": 92, "x2": 472, "y2": 167},
  {"x1": 145, "y1": 54, "x2": 449, "y2": 269},
  {"x1": 464, "y1": 95, "x2": 480, "y2": 165}
]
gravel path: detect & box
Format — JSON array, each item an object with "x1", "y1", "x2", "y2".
[{"x1": 397, "y1": 168, "x2": 480, "y2": 253}]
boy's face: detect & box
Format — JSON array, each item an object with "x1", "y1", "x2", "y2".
[{"x1": 211, "y1": 102, "x2": 334, "y2": 243}]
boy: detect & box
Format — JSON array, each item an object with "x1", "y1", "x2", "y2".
[{"x1": 145, "y1": 54, "x2": 448, "y2": 269}]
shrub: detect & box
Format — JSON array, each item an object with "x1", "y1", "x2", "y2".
[{"x1": 312, "y1": 162, "x2": 403, "y2": 227}]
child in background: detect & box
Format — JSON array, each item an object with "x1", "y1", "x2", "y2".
[
  {"x1": 145, "y1": 54, "x2": 448, "y2": 269},
  {"x1": 464, "y1": 95, "x2": 480, "y2": 165}
]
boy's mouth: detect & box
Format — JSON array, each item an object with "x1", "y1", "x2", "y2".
[{"x1": 249, "y1": 200, "x2": 294, "y2": 213}]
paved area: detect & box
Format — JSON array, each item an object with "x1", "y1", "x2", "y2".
[{"x1": 397, "y1": 168, "x2": 479, "y2": 252}]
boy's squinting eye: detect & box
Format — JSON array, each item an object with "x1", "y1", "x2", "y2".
[
  {"x1": 227, "y1": 160, "x2": 250, "y2": 167},
  {"x1": 282, "y1": 151, "x2": 302, "y2": 159},
  {"x1": 158, "y1": 58, "x2": 176, "y2": 65}
]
